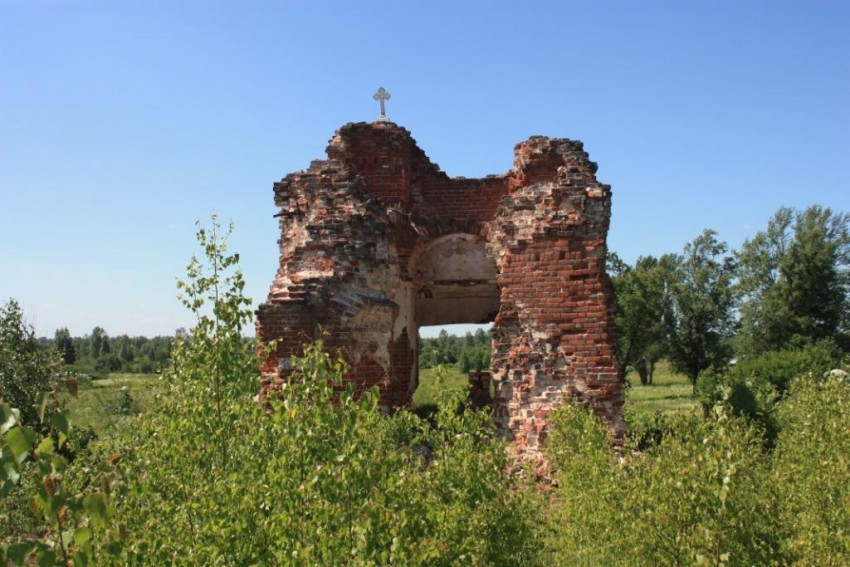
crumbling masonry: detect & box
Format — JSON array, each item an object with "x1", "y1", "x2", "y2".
[{"x1": 257, "y1": 121, "x2": 624, "y2": 463}]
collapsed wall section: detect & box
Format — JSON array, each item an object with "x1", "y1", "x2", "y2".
[{"x1": 255, "y1": 151, "x2": 417, "y2": 407}]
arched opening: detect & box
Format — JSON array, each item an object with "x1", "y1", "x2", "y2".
[
  {"x1": 412, "y1": 233, "x2": 500, "y2": 326},
  {"x1": 410, "y1": 234, "x2": 500, "y2": 414}
]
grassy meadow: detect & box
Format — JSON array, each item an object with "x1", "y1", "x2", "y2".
[
  {"x1": 72, "y1": 363, "x2": 698, "y2": 432},
  {"x1": 411, "y1": 365, "x2": 469, "y2": 414},
  {"x1": 624, "y1": 360, "x2": 697, "y2": 418},
  {"x1": 66, "y1": 373, "x2": 159, "y2": 432},
  {"x1": 413, "y1": 360, "x2": 698, "y2": 422}
]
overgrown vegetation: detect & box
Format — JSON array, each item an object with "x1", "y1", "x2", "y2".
[
  {"x1": 3, "y1": 204, "x2": 850, "y2": 564},
  {"x1": 113, "y1": 217, "x2": 539, "y2": 565},
  {"x1": 0, "y1": 300, "x2": 63, "y2": 428},
  {"x1": 1, "y1": 217, "x2": 541, "y2": 565},
  {"x1": 543, "y1": 369, "x2": 850, "y2": 565},
  {"x1": 0, "y1": 303, "x2": 123, "y2": 566}
]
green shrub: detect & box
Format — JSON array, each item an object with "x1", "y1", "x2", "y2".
[
  {"x1": 544, "y1": 402, "x2": 785, "y2": 565},
  {"x1": 115, "y1": 339, "x2": 538, "y2": 565},
  {"x1": 110, "y1": 216, "x2": 539, "y2": 565},
  {"x1": 1, "y1": 460, "x2": 42, "y2": 539},
  {"x1": 772, "y1": 372, "x2": 850, "y2": 563},
  {"x1": 732, "y1": 342, "x2": 840, "y2": 394},
  {"x1": 697, "y1": 343, "x2": 843, "y2": 447},
  {"x1": 697, "y1": 369, "x2": 779, "y2": 448},
  {"x1": 0, "y1": 299, "x2": 63, "y2": 428},
  {"x1": 1, "y1": 302, "x2": 119, "y2": 564},
  {"x1": 544, "y1": 402, "x2": 627, "y2": 565},
  {"x1": 116, "y1": 386, "x2": 134, "y2": 416},
  {"x1": 624, "y1": 409, "x2": 672, "y2": 451},
  {"x1": 1, "y1": 402, "x2": 124, "y2": 566}
]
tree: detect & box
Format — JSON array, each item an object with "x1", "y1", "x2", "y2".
[
  {"x1": 89, "y1": 326, "x2": 109, "y2": 359},
  {"x1": 0, "y1": 299, "x2": 62, "y2": 427},
  {"x1": 459, "y1": 344, "x2": 491, "y2": 373},
  {"x1": 666, "y1": 230, "x2": 737, "y2": 385},
  {"x1": 610, "y1": 255, "x2": 672, "y2": 385},
  {"x1": 430, "y1": 329, "x2": 459, "y2": 365},
  {"x1": 459, "y1": 348, "x2": 472, "y2": 373},
  {"x1": 53, "y1": 327, "x2": 75, "y2": 365},
  {"x1": 737, "y1": 205, "x2": 850, "y2": 355},
  {"x1": 116, "y1": 335, "x2": 134, "y2": 364}
]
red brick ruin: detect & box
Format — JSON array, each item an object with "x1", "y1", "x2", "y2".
[{"x1": 257, "y1": 121, "x2": 624, "y2": 464}]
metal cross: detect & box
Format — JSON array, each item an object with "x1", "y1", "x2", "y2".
[{"x1": 373, "y1": 87, "x2": 391, "y2": 122}]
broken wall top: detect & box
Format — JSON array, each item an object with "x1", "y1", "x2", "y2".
[{"x1": 272, "y1": 121, "x2": 611, "y2": 237}]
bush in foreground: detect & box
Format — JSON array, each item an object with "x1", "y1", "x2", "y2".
[
  {"x1": 544, "y1": 400, "x2": 783, "y2": 566},
  {"x1": 772, "y1": 372, "x2": 850, "y2": 563},
  {"x1": 544, "y1": 369, "x2": 850, "y2": 566},
  {"x1": 116, "y1": 342, "x2": 537, "y2": 565},
  {"x1": 111, "y1": 216, "x2": 539, "y2": 565}
]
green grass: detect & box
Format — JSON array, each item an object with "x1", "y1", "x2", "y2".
[
  {"x1": 66, "y1": 372, "x2": 160, "y2": 432},
  {"x1": 411, "y1": 365, "x2": 468, "y2": 415},
  {"x1": 411, "y1": 360, "x2": 699, "y2": 420},
  {"x1": 66, "y1": 363, "x2": 695, "y2": 433},
  {"x1": 624, "y1": 361, "x2": 698, "y2": 417}
]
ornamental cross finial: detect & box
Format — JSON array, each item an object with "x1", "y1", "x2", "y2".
[{"x1": 373, "y1": 87, "x2": 391, "y2": 122}]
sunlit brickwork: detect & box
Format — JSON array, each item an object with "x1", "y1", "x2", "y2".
[{"x1": 257, "y1": 121, "x2": 624, "y2": 466}]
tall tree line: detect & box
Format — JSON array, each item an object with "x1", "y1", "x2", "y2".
[
  {"x1": 42, "y1": 328, "x2": 173, "y2": 375},
  {"x1": 610, "y1": 204, "x2": 850, "y2": 386},
  {"x1": 419, "y1": 328, "x2": 491, "y2": 373}
]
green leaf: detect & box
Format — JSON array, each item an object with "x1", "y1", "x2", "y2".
[
  {"x1": 83, "y1": 493, "x2": 108, "y2": 529},
  {"x1": 3, "y1": 454, "x2": 21, "y2": 482},
  {"x1": 7, "y1": 541, "x2": 36, "y2": 565},
  {"x1": 37, "y1": 392, "x2": 49, "y2": 424},
  {"x1": 52, "y1": 411, "x2": 70, "y2": 448},
  {"x1": 51, "y1": 411, "x2": 70, "y2": 437},
  {"x1": 74, "y1": 551, "x2": 91, "y2": 567},
  {"x1": 6, "y1": 426, "x2": 37, "y2": 463},
  {"x1": 74, "y1": 526, "x2": 93, "y2": 546},
  {"x1": 36, "y1": 549, "x2": 57, "y2": 567},
  {"x1": 35, "y1": 436, "x2": 55, "y2": 456},
  {"x1": 0, "y1": 403, "x2": 19, "y2": 435}
]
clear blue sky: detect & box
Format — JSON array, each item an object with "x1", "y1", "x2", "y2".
[{"x1": 1, "y1": 0, "x2": 848, "y2": 338}]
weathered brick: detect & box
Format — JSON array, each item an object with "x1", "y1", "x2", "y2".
[{"x1": 256, "y1": 121, "x2": 624, "y2": 468}]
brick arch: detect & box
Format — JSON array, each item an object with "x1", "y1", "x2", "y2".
[
  {"x1": 410, "y1": 232, "x2": 500, "y2": 328},
  {"x1": 413, "y1": 219, "x2": 489, "y2": 241},
  {"x1": 257, "y1": 121, "x2": 624, "y2": 466}
]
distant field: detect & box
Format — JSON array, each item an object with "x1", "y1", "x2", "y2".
[
  {"x1": 624, "y1": 361, "x2": 698, "y2": 418},
  {"x1": 411, "y1": 365, "x2": 469, "y2": 415},
  {"x1": 414, "y1": 359, "x2": 697, "y2": 421},
  {"x1": 65, "y1": 362, "x2": 696, "y2": 433},
  {"x1": 66, "y1": 372, "x2": 160, "y2": 432}
]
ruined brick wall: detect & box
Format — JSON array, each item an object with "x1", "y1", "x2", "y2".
[{"x1": 256, "y1": 121, "x2": 624, "y2": 463}]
